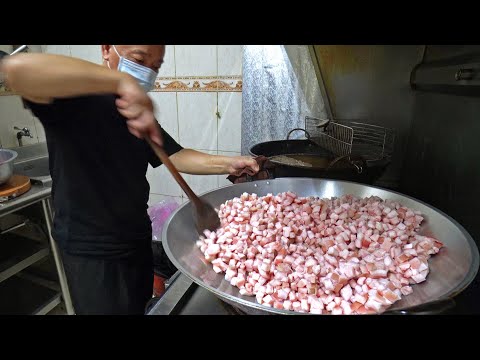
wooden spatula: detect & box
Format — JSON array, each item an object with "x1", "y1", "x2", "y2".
[{"x1": 145, "y1": 137, "x2": 220, "y2": 235}]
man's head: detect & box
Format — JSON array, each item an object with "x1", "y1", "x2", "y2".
[{"x1": 101, "y1": 45, "x2": 165, "y2": 73}]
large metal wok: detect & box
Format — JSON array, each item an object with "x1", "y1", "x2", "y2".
[{"x1": 162, "y1": 178, "x2": 479, "y2": 315}]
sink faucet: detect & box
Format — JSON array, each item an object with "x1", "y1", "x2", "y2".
[{"x1": 14, "y1": 126, "x2": 34, "y2": 147}]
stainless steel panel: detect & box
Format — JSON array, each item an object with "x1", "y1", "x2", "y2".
[{"x1": 310, "y1": 45, "x2": 424, "y2": 188}]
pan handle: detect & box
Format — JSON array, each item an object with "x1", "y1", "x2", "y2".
[
  {"x1": 286, "y1": 128, "x2": 311, "y2": 140},
  {"x1": 326, "y1": 155, "x2": 365, "y2": 174},
  {"x1": 382, "y1": 297, "x2": 456, "y2": 315}
]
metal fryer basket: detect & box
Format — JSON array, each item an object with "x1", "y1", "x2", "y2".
[{"x1": 305, "y1": 116, "x2": 395, "y2": 162}]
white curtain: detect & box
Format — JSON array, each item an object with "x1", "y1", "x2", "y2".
[{"x1": 241, "y1": 45, "x2": 327, "y2": 155}]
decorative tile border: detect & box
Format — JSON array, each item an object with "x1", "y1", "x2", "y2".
[
  {"x1": 153, "y1": 75, "x2": 242, "y2": 92},
  {"x1": 0, "y1": 75, "x2": 243, "y2": 95}
]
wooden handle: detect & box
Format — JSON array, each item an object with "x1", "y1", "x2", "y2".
[{"x1": 145, "y1": 138, "x2": 200, "y2": 204}]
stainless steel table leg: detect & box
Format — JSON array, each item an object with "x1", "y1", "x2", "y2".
[{"x1": 41, "y1": 199, "x2": 75, "y2": 315}]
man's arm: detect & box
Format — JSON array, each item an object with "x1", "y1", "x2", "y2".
[
  {"x1": 1, "y1": 53, "x2": 163, "y2": 146},
  {"x1": 1, "y1": 53, "x2": 130, "y2": 103},
  {"x1": 170, "y1": 149, "x2": 259, "y2": 176}
]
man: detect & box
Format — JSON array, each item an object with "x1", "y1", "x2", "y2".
[{"x1": 0, "y1": 45, "x2": 259, "y2": 315}]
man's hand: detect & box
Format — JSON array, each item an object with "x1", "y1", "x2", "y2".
[
  {"x1": 168, "y1": 150, "x2": 261, "y2": 176},
  {"x1": 227, "y1": 156, "x2": 260, "y2": 176},
  {"x1": 115, "y1": 76, "x2": 163, "y2": 147}
]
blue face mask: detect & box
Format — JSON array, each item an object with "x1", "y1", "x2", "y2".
[{"x1": 109, "y1": 45, "x2": 157, "y2": 92}]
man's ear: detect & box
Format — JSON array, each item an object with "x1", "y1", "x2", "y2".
[{"x1": 101, "y1": 45, "x2": 111, "y2": 62}]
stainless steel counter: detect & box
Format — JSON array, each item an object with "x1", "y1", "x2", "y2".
[
  {"x1": 147, "y1": 272, "x2": 240, "y2": 315},
  {"x1": 0, "y1": 142, "x2": 52, "y2": 217},
  {"x1": 0, "y1": 182, "x2": 51, "y2": 217}
]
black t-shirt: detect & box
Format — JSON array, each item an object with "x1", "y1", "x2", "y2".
[{"x1": 24, "y1": 94, "x2": 183, "y2": 258}]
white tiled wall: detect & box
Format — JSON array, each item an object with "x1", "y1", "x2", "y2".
[
  {"x1": 41, "y1": 45, "x2": 72, "y2": 57},
  {"x1": 175, "y1": 46, "x2": 217, "y2": 77},
  {"x1": 218, "y1": 92, "x2": 242, "y2": 152},
  {"x1": 178, "y1": 92, "x2": 217, "y2": 151},
  {"x1": 69, "y1": 45, "x2": 102, "y2": 64},
  {"x1": 218, "y1": 45, "x2": 243, "y2": 75},
  {"x1": 147, "y1": 164, "x2": 182, "y2": 197},
  {"x1": 159, "y1": 46, "x2": 176, "y2": 77},
  {"x1": 0, "y1": 44, "x2": 100, "y2": 148},
  {"x1": 149, "y1": 92, "x2": 179, "y2": 142},
  {"x1": 0, "y1": 45, "x2": 12, "y2": 53},
  {"x1": 148, "y1": 46, "x2": 244, "y2": 205},
  {"x1": 0, "y1": 45, "x2": 244, "y2": 206},
  {"x1": 0, "y1": 96, "x2": 41, "y2": 148}
]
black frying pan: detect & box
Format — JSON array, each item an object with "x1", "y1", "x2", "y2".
[{"x1": 268, "y1": 153, "x2": 366, "y2": 174}]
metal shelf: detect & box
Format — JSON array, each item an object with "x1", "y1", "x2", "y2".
[
  {"x1": 0, "y1": 233, "x2": 50, "y2": 283},
  {"x1": 0, "y1": 213, "x2": 27, "y2": 234},
  {"x1": 0, "y1": 274, "x2": 61, "y2": 315}
]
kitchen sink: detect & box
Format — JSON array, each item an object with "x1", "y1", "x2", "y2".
[{"x1": 13, "y1": 156, "x2": 52, "y2": 187}]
